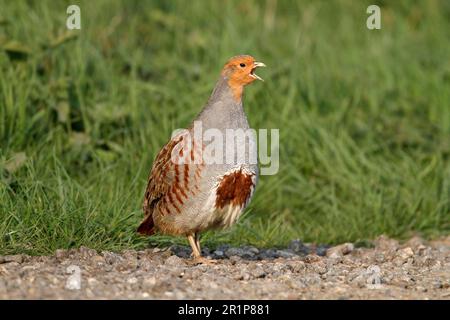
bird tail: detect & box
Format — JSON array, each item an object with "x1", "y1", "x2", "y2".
[{"x1": 137, "y1": 215, "x2": 155, "y2": 236}]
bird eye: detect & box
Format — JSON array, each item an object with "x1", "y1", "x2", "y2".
[{"x1": 239, "y1": 63, "x2": 246, "y2": 68}]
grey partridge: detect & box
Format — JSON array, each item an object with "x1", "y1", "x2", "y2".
[{"x1": 137, "y1": 55, "x2": 265, "y2": 263}]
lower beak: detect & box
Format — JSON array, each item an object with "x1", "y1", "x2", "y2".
[{"x1": 251, "y1": 61, "x2": 266, "y2": 81}]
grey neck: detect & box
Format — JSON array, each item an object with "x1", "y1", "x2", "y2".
[{"x1": 194, "y1": 76, "x2": 248, "y2": 130}]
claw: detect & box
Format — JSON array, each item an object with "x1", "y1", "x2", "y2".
[{"x1": 188, "y1": 257, "x2": 219, "y2": 265}]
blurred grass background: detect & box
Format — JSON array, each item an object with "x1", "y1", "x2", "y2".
[{"x1": 0, "y1": 0, "x2": 449, "y2": 255}]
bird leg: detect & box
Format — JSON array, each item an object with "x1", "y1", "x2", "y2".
[
  {"x1": 195, "y1": 232, "x2": 201, "y2": 255},
  {"x1": 187, "y1": 234, "x2": 201, "y2": 258},
  {"x1": 187, "y1": 233, "x2": 218, "y2": 265}
]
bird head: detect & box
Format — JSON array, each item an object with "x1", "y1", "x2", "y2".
[
  {"x1": 221, "y1": 55, "x2": 266, "y2": 101},
  {"x1": 222, "y1": 55, "x2": 266, "y2": 85}
]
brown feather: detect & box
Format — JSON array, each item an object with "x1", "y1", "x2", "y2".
[
  {"x1": 215, "y1": 170, "x2": 255, "y2": 209},
  {"x1": 138, "y1": 131, "x2": 205, "y2": 235},
  {"x1": 137, "y1": 214, "x2": 155, "y2": 235}
]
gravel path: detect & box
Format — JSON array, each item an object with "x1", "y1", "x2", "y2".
[{"x1": 0, "y1": 236, "x2": 449, "y2": 299}]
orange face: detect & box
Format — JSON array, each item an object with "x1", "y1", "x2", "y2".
[
  {"x1": 221, "y1": 55, "x2": 265, "y2": 101},
  {"x1": 222, "y1": 55, "x2": 265, "y2": 86}
]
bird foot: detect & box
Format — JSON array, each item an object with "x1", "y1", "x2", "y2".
[{"x1": 188, "y1": 256, "x2": 219, "y2": 265}]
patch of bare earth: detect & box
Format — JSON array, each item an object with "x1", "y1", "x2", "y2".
[{"x1": 0, "y1": 236, "x2": 449, "y2": 299}]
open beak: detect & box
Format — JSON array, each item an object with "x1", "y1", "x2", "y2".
[{"x1": 250, "y1": 61, "x2": 266, "y2": 81}]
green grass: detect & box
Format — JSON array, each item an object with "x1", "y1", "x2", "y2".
[{"x1": 0, "y1": 0, "x2": 449, "y2": 255}]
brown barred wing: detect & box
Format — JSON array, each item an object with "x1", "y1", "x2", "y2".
[{"x1": 137, "y1": 131, "x2": 202, "y2": 235}]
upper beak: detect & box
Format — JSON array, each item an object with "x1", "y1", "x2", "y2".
[{"x1": 251, "y1": 61, "x2": 266, "y2": 81}]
